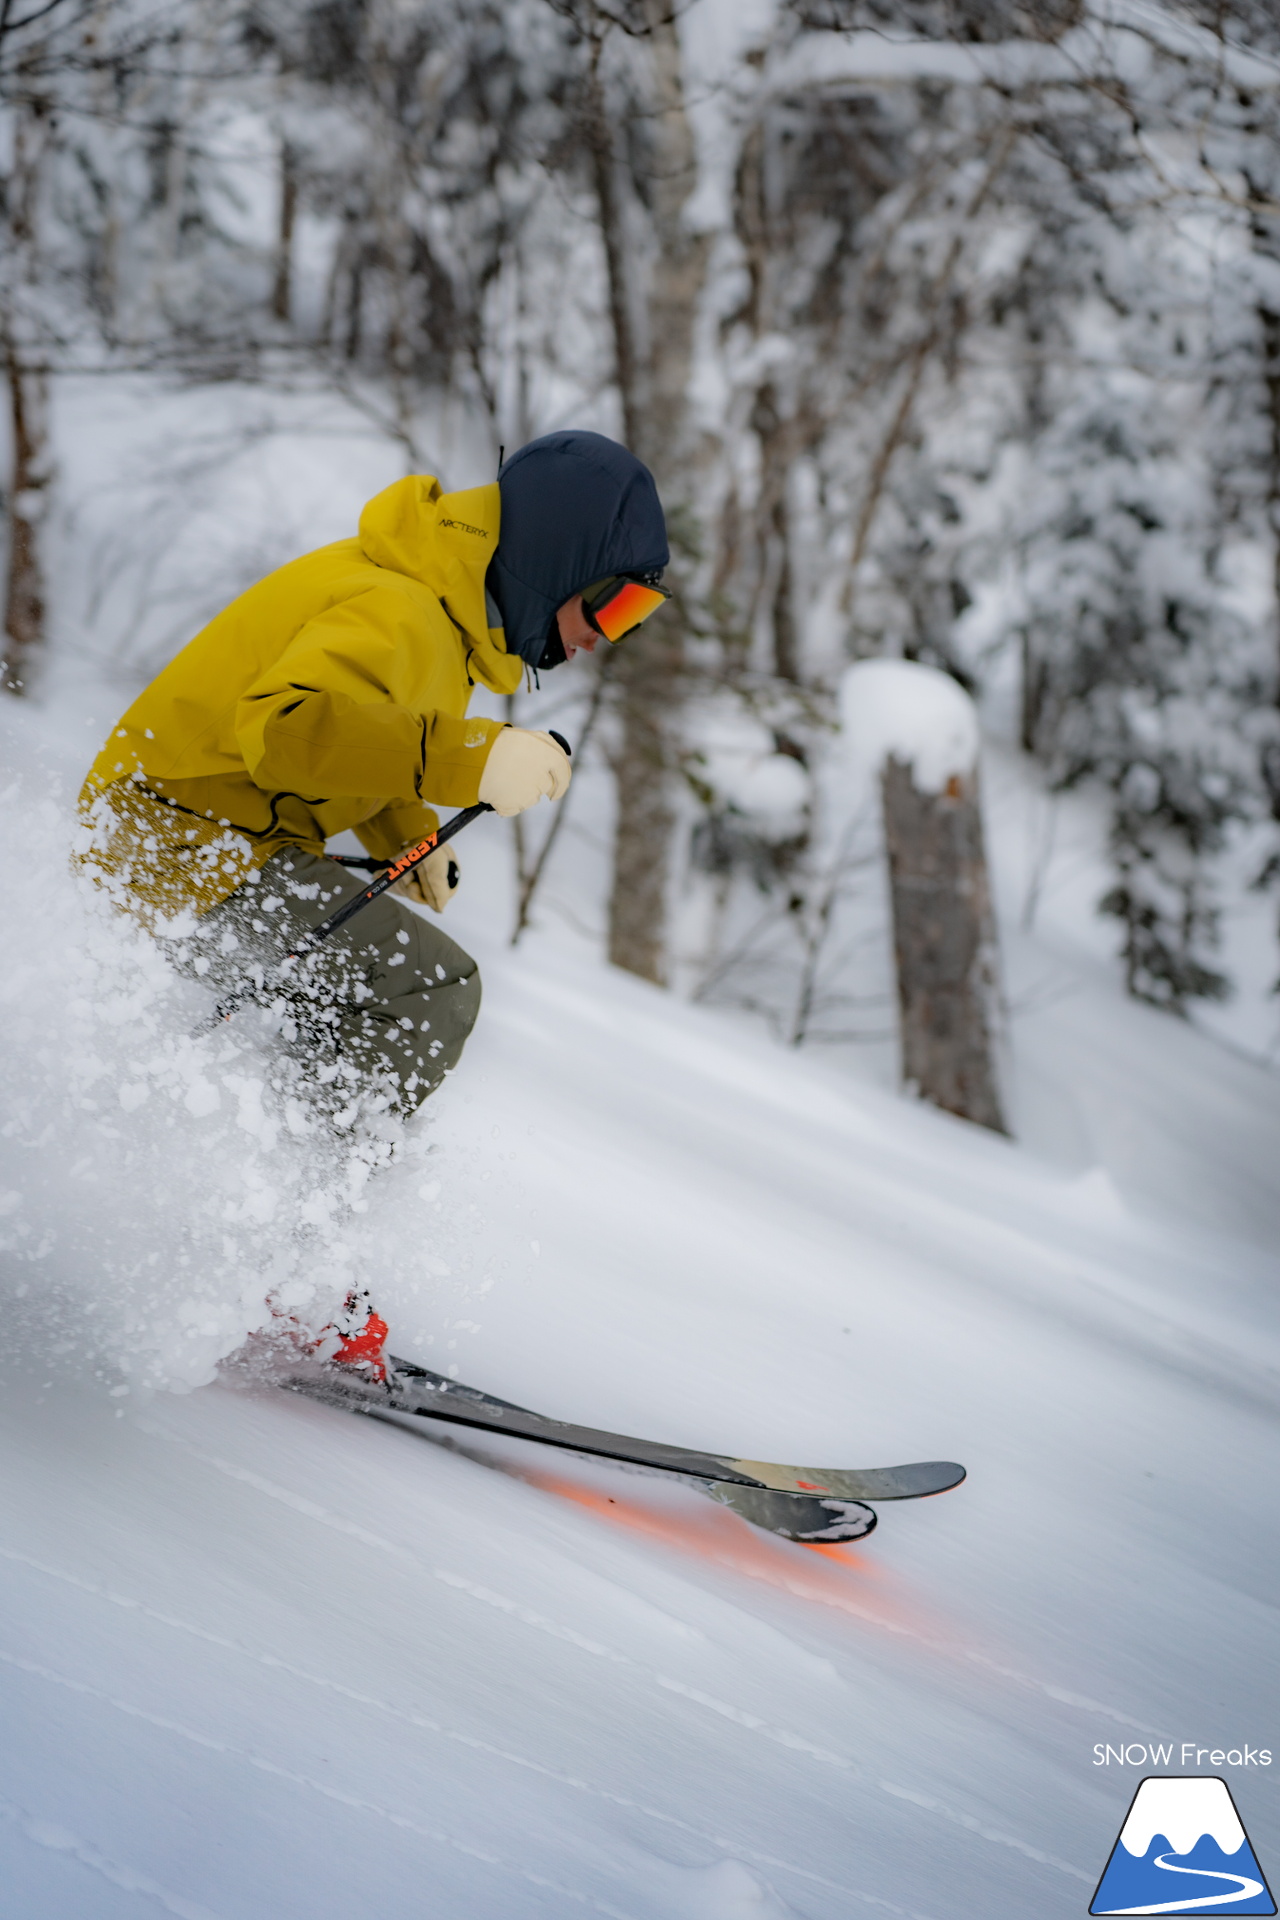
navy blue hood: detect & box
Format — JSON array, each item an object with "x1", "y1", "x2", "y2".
[{"x1": 488, "y1": 431, "x2": 669, "y2": 670}]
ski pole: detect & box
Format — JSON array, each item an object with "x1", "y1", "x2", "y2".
[{"x1": 198, "y1": 729, "x2": 570, "y2": 1031}]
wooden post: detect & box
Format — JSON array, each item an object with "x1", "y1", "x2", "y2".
[{"x1": 880, "y1": 753, "x2": 1008, "y2": 1134}]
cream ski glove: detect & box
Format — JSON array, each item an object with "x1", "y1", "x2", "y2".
[
  {"x1": 391, "y1": 842, "x2": 461, "y2": 912},
  {"x1": 478, "y1": 727, "x2": 572, "y2": 816}
]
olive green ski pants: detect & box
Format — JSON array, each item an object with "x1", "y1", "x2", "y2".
[{"x1": 172, "y1": 846, "x2": 480, "y2": 1118}]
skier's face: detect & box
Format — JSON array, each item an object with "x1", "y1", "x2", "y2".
[{"x1": 555, "y1": 594, "x2": 599, "y2": 660}]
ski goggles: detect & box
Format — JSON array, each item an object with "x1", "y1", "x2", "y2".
[{"x1": 581, "y1": 573, "x2": 671, "y2": 643}]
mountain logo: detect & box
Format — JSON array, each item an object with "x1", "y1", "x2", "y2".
[{"x1": 1091, "y1": 1776, "x2": 1275, "y2": 1915}]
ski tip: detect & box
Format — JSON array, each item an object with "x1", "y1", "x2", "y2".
[
  {"x1": 727, "y1": 1457, "x2": 967, "y2": 1501},
  {"x1": 869, "y1": 1460, "x2": 967, "y2": 1499},
  {"x1": 888, "y1": 1461, "x2": 966, "y2": 1497}
]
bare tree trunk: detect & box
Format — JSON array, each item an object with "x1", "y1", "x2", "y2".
[
  {"x1": 272, "y1": 139, "x2": 298, "y2": 322},
  {"x1": 1261, "y1": 303, "x2": 1280, "y2": 711},
  {"x1": 596, "y1": 1, "x2": 710, "y2": 984},
  {"x1": 1019, "y1": 626, "x2": 1051, "y2": 755},
  {"x1": 345, "y1": 258, "x2": 363, "y2": 361},
  {"x1": 1259, "y1": 301, "x2": 1280, "y2": 823},
  {"x1": 770, "y1": 483, "x2": 798, "y2": 682},
  {"x1": 1, "y1": 341, "x2": 50, "y2": 695},
  {"x1": 2, "y1": 83, "x2": 53, "y2": 697},
  {"x1": 585, "y1": 35, "x2": 640, "y2": 450},
  {"x1": 881, "y1": 756, "x2": 1007, "y2": 1133},
  {"x1": 749, "y1": 383, "x2": 800, "y2": 680},
  {"x1": 609, "y1": 620, "x2": 682, "y2": 982}
]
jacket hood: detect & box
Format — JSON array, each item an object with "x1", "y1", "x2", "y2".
[
  {"x1": 489, "y1": 431, "x2": 669, "y2": 668},
  {"x1": 358, "y1": 474, "x2": 523, "y2": 696}
]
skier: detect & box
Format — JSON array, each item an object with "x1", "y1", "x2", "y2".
[{"x1": 77, "y1": 429, "x2": 670, "y2": 1375}]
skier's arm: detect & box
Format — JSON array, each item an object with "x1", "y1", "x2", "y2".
[{"x1": 235, "y1": 590, "x2": 504, "y2": 806}]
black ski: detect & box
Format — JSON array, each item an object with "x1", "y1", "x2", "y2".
[{"x1": 282, "y1": 1356, "x2": 965, "y2": 1544}]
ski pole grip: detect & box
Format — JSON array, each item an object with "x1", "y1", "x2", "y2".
[{"x1": 550, "y1": 730, "x2": 572, "y2": 756}]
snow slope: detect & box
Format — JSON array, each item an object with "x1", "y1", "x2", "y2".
[{"x1": 2, "y1": 689, "x2": 1279, "y2": 1920}]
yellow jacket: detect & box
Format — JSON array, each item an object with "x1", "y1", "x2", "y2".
[{"x1": 79, "y1": 475, "x2": 523, "y2": 919}]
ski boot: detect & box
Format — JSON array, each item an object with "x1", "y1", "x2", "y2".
[{"x1": 315, "y1": 1287, "x2": 391, "y2": 1385}]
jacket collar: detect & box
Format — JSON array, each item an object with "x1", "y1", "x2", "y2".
[{"x1": 358, "y1": 476, "x2": 523, "y2": 695}]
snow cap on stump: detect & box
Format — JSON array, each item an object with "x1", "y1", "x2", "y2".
[{"x1": 839, "y1": 659, "x2": 979, "y2": 794}]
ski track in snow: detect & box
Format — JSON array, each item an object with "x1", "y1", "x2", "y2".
[
  {"x1": 128, "y1": 1405, "x2": 1168, "y2": 1750},
  {"x1": 0, "y1": 1546, "x2": 933, "y2": 1918},
  {"x1": 0, "y1": 1648, "x2": 651, "y2": 1919},
  {"x1": 0, "y1": 1795, "x2": 224, "y2": 1920},
  {"x1": 1, "y1": 1516, "x2": 1088, "y2": 1912},
  {"x1": 0, "y1": 1412, "x2": 1141, "y2": 1898},
  {"x1": 142, "y1": 1404, "x2": 1171, "y2": 1756}
]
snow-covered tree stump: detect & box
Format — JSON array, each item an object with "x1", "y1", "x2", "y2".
[{"x1": 843, "y1": 661, "x2": 1008, "y2": 1135}]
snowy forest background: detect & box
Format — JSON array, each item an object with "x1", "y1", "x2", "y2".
[
  {"x1": 4, "y1": 16, "x2": 1280, "y2": 1910},
  {"x1": 5, "y1": 0, "x2": 1280, "y2": 1070}
]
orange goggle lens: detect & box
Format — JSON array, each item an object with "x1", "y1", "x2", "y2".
[{"x1": 586, "y1": 579, "x2": 670, "y2": 643}]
